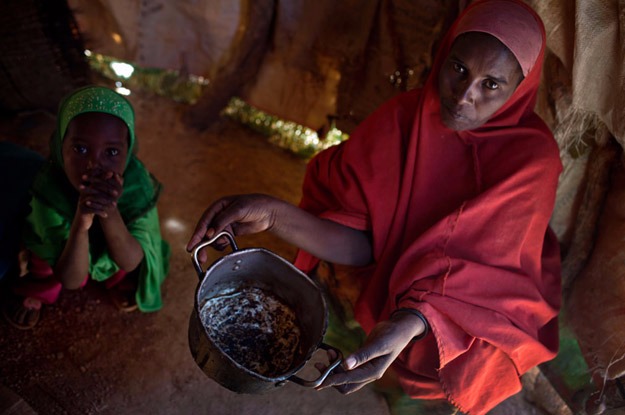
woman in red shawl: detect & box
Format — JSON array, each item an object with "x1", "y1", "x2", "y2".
[{"x1": 187, "y1": 0, "x2": 562, "y2": 413}]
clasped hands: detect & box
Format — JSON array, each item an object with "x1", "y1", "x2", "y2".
[{"x1": 77, "y1": 167, "x2": 123, "y2": 230}]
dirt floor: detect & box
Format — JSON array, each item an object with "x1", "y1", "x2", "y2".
[{"x1": 0, "y1": 90, "x2": 558, "y2": 414}]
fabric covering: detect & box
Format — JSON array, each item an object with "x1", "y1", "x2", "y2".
[
  {"x1": 21, "y1": 85, "x2": 170, "y2": 312},
  {"x1": 294, "y1": 0, "x2": 562, "y2": 413},
  {"x1": 531, "y1": 0, "x2": 625, "y2": 148}
]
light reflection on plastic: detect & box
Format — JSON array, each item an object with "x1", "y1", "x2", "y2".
[
  {"x1": 110, "y1": 62, "x2": 135, "y2": 79},
  {"x1": 115, "y1": 87, "x2": 131, "y2": 96}
]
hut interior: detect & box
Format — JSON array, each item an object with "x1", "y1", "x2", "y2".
[{"x1": 1, "y1": 0, "x2": 624, "y2": 414}]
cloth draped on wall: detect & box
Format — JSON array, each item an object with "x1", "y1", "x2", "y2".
[
  {"x1": 531, "y1": 0, "x2": 625, "y2": 148},
  {"x1": 294, "y1": 0, "x2": 562, "y2": 413},
  {"x1": 532, "y1": 0, "x2": 625, "y2": 391},
  {"x1": 70, "y1": 0, "x2": 456, "y2": 133}
]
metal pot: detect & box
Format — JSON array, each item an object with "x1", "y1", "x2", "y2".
[{"x1": 188, "y1": 231, "x2": 342, "y2": 394}]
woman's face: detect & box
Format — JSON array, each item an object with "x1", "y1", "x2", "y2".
[
  {"x1": 438, "y1": 32, "x2": 524, "y2": 131},
  {"x1": 61, "y1": 112, "x2": 129, "y2": 190}
]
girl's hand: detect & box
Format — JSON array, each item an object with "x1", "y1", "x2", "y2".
[
  {"x1": 314, "y1": 311, "x2": 426, "y2": 394},
  {"x1": 186, "y1": 194, "x2": 281, "y2": 262},
  {"x1": 78, "y1": 169, "x2": 123, "y2": 219}
]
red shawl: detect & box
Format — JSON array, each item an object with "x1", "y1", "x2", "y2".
[{"x1": 295, "y1": 1, "x2": 562, "y2": 413}]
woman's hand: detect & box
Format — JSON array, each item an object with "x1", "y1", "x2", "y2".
[
  {"x1": 186, "y1": 194, "x2": 282, "y2": 261},
  {"x1": 315, "y1": 311, "x2": 426, "y2": 394},
  {"x1": 187, "y1": 193, "x2": 373, "y2": 266}
]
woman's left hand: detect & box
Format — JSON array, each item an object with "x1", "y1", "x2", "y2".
[{"x1": 315, "y1": 311, "x2": 426, "y2": 394}]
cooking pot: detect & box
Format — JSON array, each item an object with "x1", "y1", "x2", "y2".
[{"x1": 188, "y1": 231, "x2": 342, "y2": 394}]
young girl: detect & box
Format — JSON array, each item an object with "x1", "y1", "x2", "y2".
[{"x1": 3, "y1": 85, "x2": 170, "y2": 329}]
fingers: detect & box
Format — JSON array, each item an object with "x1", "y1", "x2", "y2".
[
  {"x1": 316, "y1": 322, "x2": 407, "y2": 392},
  {"x1": 186, "y1": 197, "x2": 251, "y2": 252},
  {"x1": 318, "y1": 359, "x2": 388, "y2": 390},
  {"x1": 186, "y1": 194, "x2": 275, "y2": 255},
  {"x1": 186, "y1": 208, "x2": 219, "y2": 252},
  {"x1": 335, "y1": 381, "x2": 369, "y2": 394},
  {"x1": 79, "y1": 186, "x2": 118, "y2": 217},
  {"x1": 342, "y1": 337, "x2": 391, "y2": 371},
  {"x1": 80, "y1": 172, "x2": 122, "y2": 199},
  {"x1": 79, "y1": 170, "x2": 123, "y2": 219}
]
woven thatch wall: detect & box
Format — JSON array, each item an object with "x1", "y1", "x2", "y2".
[{"x1": 0, "y1": 0, "x2": 90, "y2": 112}]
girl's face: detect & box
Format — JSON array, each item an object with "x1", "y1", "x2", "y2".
[
  {"x1": 61, "y1": 112, "x2": 129, "y2": 190},
  {"x1": 438, "y1": 32, "x2": 524, "y2": 131}
]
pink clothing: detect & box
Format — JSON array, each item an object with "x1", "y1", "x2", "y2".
[{"x1": 13, "y1": 252, "x2": 127, "y2": 305}]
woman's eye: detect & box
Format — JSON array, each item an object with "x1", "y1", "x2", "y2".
[
  {"x1": 484, "y1": 79, "x2": 499, "y2": 90},
  {"x1": 453, "y1": 62, "x2": 466, "y2": 74},
  {"x1": 107, "y1": 148, "x2": 120, "y2": 157},
  {"x1": 73, "y1": 145, "x2": 87, "y2": 155}
]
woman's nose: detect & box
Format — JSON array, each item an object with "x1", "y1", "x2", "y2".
[{"x1": 454, "y1": 81, "x2": 476, "y2": 105}]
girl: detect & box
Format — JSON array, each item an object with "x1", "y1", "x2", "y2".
[{"x1": 3, "y1": 86, "x2": 170, "y2": 329}]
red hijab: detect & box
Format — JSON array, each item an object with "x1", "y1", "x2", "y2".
[{"x1": 296, "y1": 0, "x2": 562, "y2": 413}]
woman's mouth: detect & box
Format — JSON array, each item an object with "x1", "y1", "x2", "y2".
[{"x1": 443, "y1": 101, "x2": 466, "y2": 120}]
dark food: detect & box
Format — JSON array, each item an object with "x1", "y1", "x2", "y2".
[{"x1": 200, "y1": 286, "x2": 301, "y2": 377}]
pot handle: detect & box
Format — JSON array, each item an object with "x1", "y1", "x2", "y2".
[
  {"x1": 192, "y1": 231, "x2": 239, "y2": 279},
  {"x1": 288, "y1": 343, "x2": 343, "y2": 388}
]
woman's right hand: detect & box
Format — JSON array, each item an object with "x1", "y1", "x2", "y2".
[
  {"x1": 186, "y1": 194, "x2": 282, "y2": 261},
  {"x1": 187, "y1": 193, "x2": 372, "y2": 267}
]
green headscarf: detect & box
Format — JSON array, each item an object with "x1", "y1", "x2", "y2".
[
  {"x1": 33, "y1": 85, "x2": 160, "y2": 223},
  {"x1": 54, "y1": 85, "x2": 136, "y2": 167}
]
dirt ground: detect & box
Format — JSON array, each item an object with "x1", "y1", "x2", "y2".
[{"x1": 0, "y1": 90, "x2": 556, "y2": 415}]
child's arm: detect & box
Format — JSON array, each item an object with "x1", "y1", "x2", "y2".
[
  {"x1": 85, "y1": 170, "x2": 144, "y2": 272},
  {"x1": 55, "y1": 209, "x2": 93, "y2": 289},
  {"x1": 99, "y1": 208, "x2": 144, "y2": 271}
]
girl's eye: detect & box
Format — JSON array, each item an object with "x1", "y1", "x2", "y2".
[
  {"x1": 484, "y1": 79, "x2": 499, "y2": 90},
  {"x1": 107, "y1": 148, "x2": 120, "y2": 157},
  {"x1": 453, "y1": 62, "x2": 466, "y2": 75},
  {"x1": 73, "y1": 145, "x2": 87, "y2": 155}
]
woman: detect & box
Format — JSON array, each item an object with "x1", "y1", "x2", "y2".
[{"x1": 187, "y1": 0, "x2": 561, "y2": 413}]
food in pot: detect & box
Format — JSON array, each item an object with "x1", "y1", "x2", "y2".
[{"x1": 199, "y1": 285, "x2": 301, "y2": 377}]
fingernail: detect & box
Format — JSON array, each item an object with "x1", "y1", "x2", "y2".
[{"x1": 344, "y1": 357, "x2": 356, "y2": 370}]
